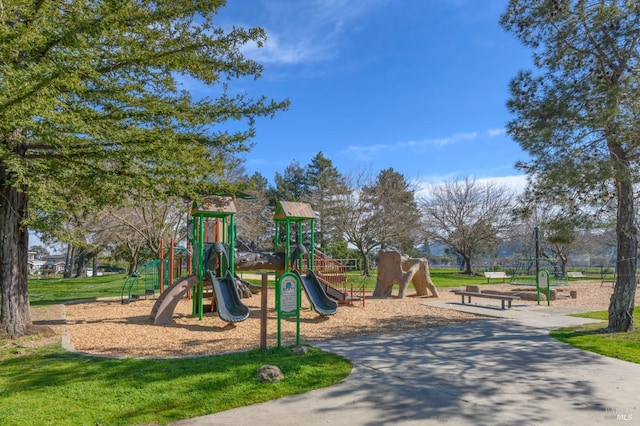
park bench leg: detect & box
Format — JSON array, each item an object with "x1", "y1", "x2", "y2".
[{"x1": 501, "y1": 300, "x2": 505, "y2": 309}]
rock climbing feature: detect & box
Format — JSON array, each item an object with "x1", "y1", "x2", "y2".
[{"x1": 373, "y1": 250, "x2": 439, "y2": 298}]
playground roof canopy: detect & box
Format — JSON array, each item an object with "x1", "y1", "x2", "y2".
[
  {"x1": 192, "y1": 196, "x2": 236, "y2": 214},
  {"x1": 274, "y1": 201, "x2": 317, "y2": 220}
]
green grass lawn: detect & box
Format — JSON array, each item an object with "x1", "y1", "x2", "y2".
[
  {"x1": 28, "y1": 273, "x2": 127, "y2": 306},
  {"x1": 550, "y1": 307, "x2": 640, "y2": 364},
  {"x1": 241, "y1": 267, "x2": 512, "y2": 292},
  {"x1": 344, "y1": 267, "x2": 503, "y2": 292},
  {"x1": 0, "y1": 275, "x2": 352, "y2": 426},
  {"x1": 16, "y1": 272, "x2": 638, "y2": 425},
  {"x1": 0, "y1": 343, "x2": 351, "y2": 426}
]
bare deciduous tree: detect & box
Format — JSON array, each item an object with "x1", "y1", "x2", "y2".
[{"x1": 420, "y1": 177, "x2": 515, "y2": 275}]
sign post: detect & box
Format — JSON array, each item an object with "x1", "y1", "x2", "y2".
[{"x1": 276, "y1": 272, "x2": 301, "y2": 347}]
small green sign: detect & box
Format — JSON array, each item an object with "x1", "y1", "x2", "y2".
[
  {"x1": 536, "y1": 269, "x2": 551, "y2": 306},
  {"x1": 276, "y1": 272, "x2": 302, "y2": 347},
  {"x1": 279, "y1": 274, "x2": 299, "y2": 315}
]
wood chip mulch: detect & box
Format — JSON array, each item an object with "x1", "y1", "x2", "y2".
[{"x1": 28, "y1": 281, "x2": 635, "y2": 358}]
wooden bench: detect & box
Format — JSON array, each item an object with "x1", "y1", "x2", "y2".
[
  {"x1": 483, "y1": 271, "x2": 508, "y2": 283},
  {"x1": 453, "y1": 291, "x2": 520, "y2": 310},
  {"x1": 566, "y1": 272, "x2": 584, "y2": 279}
]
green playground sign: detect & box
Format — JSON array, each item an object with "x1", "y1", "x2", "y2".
[
  {"x1": 537, "y1": 269, "x2": 551, "y2": 306},
  {"x1": 276, "y1": 272, "x2": 301, "y2": 346}
]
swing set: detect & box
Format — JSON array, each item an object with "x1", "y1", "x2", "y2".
[{"x1": 509, "y1": 227, "x2": 568, "y2": 287}]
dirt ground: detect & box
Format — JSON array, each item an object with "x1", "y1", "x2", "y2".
[{"x1": 29, "y1": 280, "x2": 637, "y2": 358}]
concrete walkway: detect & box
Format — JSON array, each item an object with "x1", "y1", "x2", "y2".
[{"x1": 172, "y1": 303, "x2": 639, "y2": 426}]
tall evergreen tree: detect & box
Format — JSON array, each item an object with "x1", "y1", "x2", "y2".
[
  {"x1": 270, "y1": 160, "x2": 308, "y2": 203},
  {"x1": 362, "y1": 168, "x2": 421, "y2": 253},
  {"x1": 0, "y1": 1, "x2": 288, "y2": 337},
  {"x1": 305, "y1": 152, "x2": 348, "y2": 251},
  {"x1": 336, "y1": 168, "x2": 420, "y2": 275},
  {"x1": 501, "y1": 0, "x2": 639, "y2": 331}
]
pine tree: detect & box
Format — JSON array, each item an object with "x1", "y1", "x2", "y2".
[
  {"x1": 0, "y1": 1, "x2": 288, "y2": 337},
  {"x1": 305, "y1": 152, "x2": 348, "y2": 251},
  {"x1": 501, "y1": 0, "x2": 639, "y2": 331}
]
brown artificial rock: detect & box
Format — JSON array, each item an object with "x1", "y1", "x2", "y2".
[{"x1": 372, "y1": 250, "x2": 439, "y2": 298}]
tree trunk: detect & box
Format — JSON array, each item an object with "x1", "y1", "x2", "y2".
[
  {"x1": 64, "y1": 244, "x2": 75, "y2": 278},
  {"x1": 74, "y1": 249, "x2": 88, "y2": 278},
  {"x1": 559, "y1": 254, "x2": 568, "y2": 277},
  {"x1": 0, "y1": 171, "x2": 32, "y2": 337},
  {"x1": 361, "y1": 249, "x2": 371, "y2": 276},
  {"x1": 93, "y1": 254, "x2": 98, "y2": 276},
  {"x1": 126, "y1": 241, "x2": 140, "y2": 275},
  {"x1": 608, "y1": 171, "x2": 637, "y2": 332},
  {"x1": 463, "y1": 253, "x2": 473, "y2": 275}
]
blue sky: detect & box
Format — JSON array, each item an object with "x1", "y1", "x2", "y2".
[
  {"x1": 32, "y1": 0, "x2": 536, "y2": 250},
  {"x1": 216, "y1": 0, "x2": 533, "y2": 191}
]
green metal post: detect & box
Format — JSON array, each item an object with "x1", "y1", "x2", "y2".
[
  {"x1": 229, "y1": 215, "x2": 235, "y2": 275},
  {"x1": 296, "y1": 280, "x2": 301, "y2": 345},
  {"x1": 285, "y1": 221, "x2": 291, "y2": 273},
  {"x1": 298, "y1": 221, "x2": 303, "y2": 270},
  {"x1": 192, "y1": 215, "x2": 199, "y2": 316},
  {"x1": 198, "y1": 214, "x2": 205, "y2": 320},
  {"x1": 309, "y1": 218, "x2": 315, "y2": 271},
  {"x1": 276, "y1": 280, "x2": 281, "y2": 347}
]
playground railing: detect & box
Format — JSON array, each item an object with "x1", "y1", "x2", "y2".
[
  {"x1": 314, "y1": 249, "x2": 347, "y2": 288},
  {"x1": 121, "y1": 260, "x2": 161, "y2": 303},
  {"x1": 120, "y1": 273, "x2": 140, "y2": 304},
  {"x1": 313, "y1": 249, "x2": 367, "y2": 306}
]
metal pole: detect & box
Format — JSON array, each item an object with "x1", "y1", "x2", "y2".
[
  {"x1": 534, "y1": 226, "x2": 540, "y2": 278},
  {"x1": 309, "y1": 218, "x2": 315, "y2": 271},
  {"x1": 158, "y1": 239, "x2": 164, "y2": 294},
  {"x1": 260, "y1": 273, "x2": 268, "y2": 350}
]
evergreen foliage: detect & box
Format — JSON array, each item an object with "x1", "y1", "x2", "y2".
[
  {"x1": 0, "y1": 0, "x2": 288, "y2": 336},
  {"x1": 501, "y1": 0, "x2": 639, "y2": 331}
]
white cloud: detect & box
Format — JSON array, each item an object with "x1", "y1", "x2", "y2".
[
  {"x1": 422, "y1": 132, "x2": 478, "y2": 148},
  {"x1": 235, "y1": 0, "x2": 386, "y2": 66},
  {"x1": 477, "y1": 174, "x2": 528, "y2": 191},
  {"x1": 488, "y1": 128, "x2": 505, "y2": 137},
  {"x1": 343, "y1": 131, "x2": 478, "y2": 160},
  {"x1": 342, "y1": 143, "x2": 389, "y2": 158},
  {"x1": 414, "y1": 174, "x2": 528, "y2": 199},
  {"x1": 243, "y1": 31, "x2": 334, "y2": 65}
]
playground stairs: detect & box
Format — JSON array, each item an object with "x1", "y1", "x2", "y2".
[{"x1": 313, "y1": 249, "x2": 363, "y2": 305}]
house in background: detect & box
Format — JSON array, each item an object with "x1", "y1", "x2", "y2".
[
  {"x1": 27, "y1": 251, "x2": 47, "y2": 275},
  {"x1": 27, "y1": 252, "x2": 68, "y2": 275},
  {"x1": 45, "y1": 254, "x2": 67, "y2": 274}
]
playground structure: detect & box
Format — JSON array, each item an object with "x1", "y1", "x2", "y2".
[
  {"x1": 272, "y1": 201, "x2": 339, "y2": 316},
  {"x1": 151, "y1": 197, "x2": 250, "y2": 325},
  {"x1": 373, "y1": 250, "x2": 439, "y2": 298},
  {"x1": 509, "y1": 227, "x2": 568, "y2": 287},
  {"x1": 148, "y1": 198, "x2": 353, "y2": 326},
  {"x1": 121, "y1": 241, "x2": 190, "y2": 304},
  {"x1": 509, "y1": 257, "x2": 568, "y2": 286}
]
